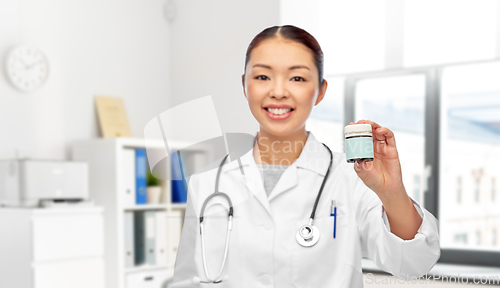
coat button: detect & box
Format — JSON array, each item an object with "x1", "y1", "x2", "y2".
[{"x1": 258, "y1": 274, "x2": 272, "y2": 285}]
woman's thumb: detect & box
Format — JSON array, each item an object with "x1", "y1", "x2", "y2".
[{"x1": 354, "y1": 160, "x2": 370, "y2": 178}]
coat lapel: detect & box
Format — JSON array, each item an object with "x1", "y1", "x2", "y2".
[
  {"x1": 268, "y1": 131, "x2": 330, "y2": 201},
  {"x1": 222, "y1": 132, "x2": 272, "y2": 218}
]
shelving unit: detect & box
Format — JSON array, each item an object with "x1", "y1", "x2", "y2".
[{"x1": 71, "y1": 137, "x2": 207, "y2": 288}]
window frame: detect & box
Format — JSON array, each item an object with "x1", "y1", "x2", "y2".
[{"x1": 342, "y1": 62, "x2": 500, "y2": 267}]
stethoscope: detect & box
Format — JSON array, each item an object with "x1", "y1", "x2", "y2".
[{"x1": 197, "y1": 140, "x2": 333, "y2": 283}]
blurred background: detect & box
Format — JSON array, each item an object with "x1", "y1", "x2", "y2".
[{"x1": 1, "y1": 0, "x2": 500, "y2": 287}]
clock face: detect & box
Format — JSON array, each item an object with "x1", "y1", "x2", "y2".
[{"x1": 6, "y1": 45, "x2": 49, "y2": 92}]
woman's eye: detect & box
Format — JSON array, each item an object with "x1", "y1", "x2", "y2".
[
  {"x1": 255, "y1": 75, "x2": 269, "y2": 80},
  {"x1": 291, "y1": 76, "x2": 306, "y2": 82}
]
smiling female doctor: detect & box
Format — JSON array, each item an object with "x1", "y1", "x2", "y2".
[{"x1": 171, "y1": 25, "x2": 440, "y2": 288}]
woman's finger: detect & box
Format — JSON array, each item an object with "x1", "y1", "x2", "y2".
[
  {"x1": 372, "y1": 127, "x2": 386, "y2": 141},
  {"x1": 356, "y1": 119, "x2": 383, "y2": 134},
  {"x1": 364, "y1": 120, "x2": 382, "y2": 130},
  {"x1": 373, "y1": 126, "x2": 396, "y2": 147}
]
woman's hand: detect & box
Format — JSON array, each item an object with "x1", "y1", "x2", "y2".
[
  {"x1": 350, "y1": 119, "x2": 404, "y2": 199},
  {"x1": 350, "y1": 119, "x2": 422, "y2": 240}
]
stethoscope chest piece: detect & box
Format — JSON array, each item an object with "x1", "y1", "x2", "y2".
[{"x1": 296, "y1": 224, "x2": 321, "y2": 247}]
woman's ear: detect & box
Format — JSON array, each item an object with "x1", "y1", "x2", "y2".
[
  {"x1": 314, "y1": 79, "x2": 328, "y2": 106},
  {"x1": 242, "y1": 74, "x2": 247, "y2": 99}
]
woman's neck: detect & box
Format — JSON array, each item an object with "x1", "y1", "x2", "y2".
[{"x1": 253, "y1": 129, "x2": 309, "y2": 166}]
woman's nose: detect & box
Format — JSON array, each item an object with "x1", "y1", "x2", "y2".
[{"x1": 270, "y1": 79, "x2": 288, "y2": 98}]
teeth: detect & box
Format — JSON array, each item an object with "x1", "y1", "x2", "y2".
[{"x1": 267, "y1": 108, "x2": 292, "y2": 115}]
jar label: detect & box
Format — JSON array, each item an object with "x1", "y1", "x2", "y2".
[{"x1": 345, "y1": 137, "x2": 374, "y2": 160}]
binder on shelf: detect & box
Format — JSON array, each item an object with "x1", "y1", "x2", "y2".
[
  {"x1": 123, "y1": 149, "x2": 136, "y2": 207},
  {"x1": 155, "y1": 211, "x2": 167, "y2": 267},
  {"x1": 124, "y1": 211, "x2": 135, "y2": 268},
  {"x1": 134, "y1": 211, "x2": 146, "y2": 265},
  {"x1": 171, "y1": 151, "x2": 188, "y2": 203},
  {"x1": 145, "y1": 211, "x2": 156, "y2": 265},
  {"x1": 135, "y1": 149, "x2": 147, "y2": 205},
  {"x1": 167, "y1": 209, "x2": 183, "y2": 267}
]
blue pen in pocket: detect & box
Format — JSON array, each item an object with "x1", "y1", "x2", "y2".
[{"x1": 330, "y1": 200, "x2": 337, "y2": 239}]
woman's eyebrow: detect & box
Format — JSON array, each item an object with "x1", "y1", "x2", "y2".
[
  {"x1": 289, "y1": 65, "x2": 310, "y2": 70},
  {"x1": 253, "y1": 64, "x2": 272, "y2": 69},
  {"x1": 252, "y1": 64, "x2": 310, "y2": 70}
]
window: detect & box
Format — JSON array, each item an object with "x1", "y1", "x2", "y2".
[
  {"x1": 457, "y1": 176, "x2": 462, "y2": 204},
  {"x1": 493, "y1": 229, "x2": 498, "y2": 246},
  {"x1": 413, "y1": 175, "x2": 421, "y2": 204},
  {"x1": 345, "y1": 62, "x2": 500, "y2": 264},
  {"x1": 440, "y1": 62, "x2": 500, "y2": 253},
  {"x1": 353, "y1": 73, "x2": 427, "y2": 210}
]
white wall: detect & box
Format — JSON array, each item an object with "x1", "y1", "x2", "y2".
[
  {"x1": 168, "y1": 0, "x2": 281, "y2": 140},
  {"x1": 0, "y1": 0, "x2": 282, "y2": 160},
  {"x1": 0, "y1": 0, "x2": 171, "y2": 160}
]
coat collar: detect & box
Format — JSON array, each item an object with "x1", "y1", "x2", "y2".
[
  {"x1": 224, "y1": 130, "x2": 331, "y2": 177},
  {"x1": 222, "y1": 131, "x2": 332, "y2": 218}
]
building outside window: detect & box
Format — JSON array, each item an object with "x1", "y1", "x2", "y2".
[
  {"x1": 492, "y1": 177, "x2": 496, "y2": 202},
  {"x1": 454, "y1": 233, "x2": 468, "y2": 245},
  {"x1": 474, "y1": 177, "x2": 481, "y2": 203}
]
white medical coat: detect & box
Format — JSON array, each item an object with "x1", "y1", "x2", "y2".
[{"x1": 172, "y1": 131, "x2": 440, "y2": 288}]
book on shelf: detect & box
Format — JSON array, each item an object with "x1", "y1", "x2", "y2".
[
  {"x1": 135, "y1": 149, "x2": 147, "y2": 205},
  {"x1": 124, "y1": 211, "x2": 135, "y2": 268},
  {"x1": 171, "y1": 151, "x2": 188, "y2": 203},
  {"x1": 133, "y1": 211, "x2": 157, "y2": 265},
  {"x1": 126, "y1": 210, "x2": 171, "y2": 268},
  {"x1": 123, "y1": 149, "x2": 137, "y2": 206},
  {"x1": 123, "y1": 148, "x2": 166, "y2": 206}
]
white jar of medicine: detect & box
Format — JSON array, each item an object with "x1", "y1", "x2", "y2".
[{"x1": 344, "y1": 123, "x2": 374, "y2": 163}]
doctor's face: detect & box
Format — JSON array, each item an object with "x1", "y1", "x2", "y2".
[{"x1": 242, "y1": 37, "x2": 327, "y2": 138}]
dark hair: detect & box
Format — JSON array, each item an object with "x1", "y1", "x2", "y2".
[{"x1": 243, "y1": 25, "x2": 324, "y2": 86}]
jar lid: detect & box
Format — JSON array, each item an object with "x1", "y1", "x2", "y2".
[{"x1": 344, "y1": 123, "x2": 372, "y2": 136}]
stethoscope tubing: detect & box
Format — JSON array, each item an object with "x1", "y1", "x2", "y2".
[
  {"x1": 200, "y1": 216, "x2": 233, "y2": 283},
  {"x1": 309, "y1": 143, "x2": 333, "y2": 220},
  {"x1": 199, "y1": 153, "x2": 234, "y2": 283}
]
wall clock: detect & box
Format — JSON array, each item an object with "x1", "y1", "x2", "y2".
[{"x1": 5, "y1": 45, "x2": 49, "y2": 92}]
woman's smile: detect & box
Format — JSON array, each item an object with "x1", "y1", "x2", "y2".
[{"x1": 263, "y1": 104, "x2": 295, "y2": 120}]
